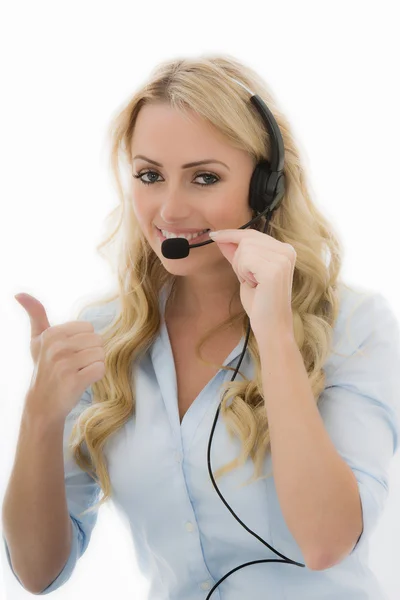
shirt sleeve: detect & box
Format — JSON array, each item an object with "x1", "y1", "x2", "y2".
[
  {"x1": 3, "y1": 306, "x2": 105, "y2": 594},
  {"x1": 317, "y1": 290, "x2": 400, "y2": 556}
]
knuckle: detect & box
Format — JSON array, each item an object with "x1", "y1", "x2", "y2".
[
  {"x1": 56, "y1": 358, "x2": 72, "y2": 378},
  {"x1": 284, "y1": 243, "x2": 297, "y2": 259},
  {"x1": 41, "y1": 328, "x2": 52, "y2": 345},
  {"x1": 47, "y1": 340, "x2": 62, "y2": 361}
]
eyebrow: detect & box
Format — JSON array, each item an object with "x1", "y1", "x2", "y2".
[{"x1": 133, "y1": 154, "x2": 230, "y2": 171}]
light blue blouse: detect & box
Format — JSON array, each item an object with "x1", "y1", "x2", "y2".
[{"x1": 3, "y1": 282, "x2": 400, "y2": 599}]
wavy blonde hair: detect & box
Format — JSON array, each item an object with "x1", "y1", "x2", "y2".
[{"x1": 69, "y1": 53, "x2": 347, "y2": 518}]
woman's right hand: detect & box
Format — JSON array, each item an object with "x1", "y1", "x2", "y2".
[{"x1": 15, "y1": 293, "x2": 106, "y2": 423}]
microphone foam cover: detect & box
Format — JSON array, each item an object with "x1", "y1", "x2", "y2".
[{"x1": 161, "y1": 237, "x2": 190, "y2": 259}]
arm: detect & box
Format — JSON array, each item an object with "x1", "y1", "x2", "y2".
[
  {"x1": 258, "y1": 291, "x2": 400, "y2": 571},
  {"x1": 2, "y1": 386, "x2": 101, "y2": 595},
  {"x1": 2, "y1": 303, "x2": 108, "y2": 594},
  {"x1": 258, "y1": 329, "x2": 362, "y2": 571},
  {"x1": 2, "y1": 400, "x2": 73, "y2": 594}
]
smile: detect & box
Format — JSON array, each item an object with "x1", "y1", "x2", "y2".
[{"x1": 155, "y1": 226, "x2": 211, "y2": 245}]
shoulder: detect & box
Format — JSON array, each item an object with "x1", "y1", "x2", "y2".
[
  {"x1": 78, "y1": 298, "x2": 120, "y2": 333},
  {"x1": 325, "y1": 281, "x2": 400, "y2": 380}
]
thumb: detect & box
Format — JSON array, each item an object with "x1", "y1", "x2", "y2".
[
  {"x1": 14, "y1": 293, "x2": 51, "y2": 338},
  {"x1": 212, "y1": 240, "x2": 236, "y2": 265}
]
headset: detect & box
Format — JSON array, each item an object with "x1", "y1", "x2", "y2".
[{"x1": 159, "y1": 77, "x2": 306, "y2": 598}]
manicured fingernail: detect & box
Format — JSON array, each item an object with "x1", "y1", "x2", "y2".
[{"x1": 208, "y1": 231, "x2": 220, "y2": 237}]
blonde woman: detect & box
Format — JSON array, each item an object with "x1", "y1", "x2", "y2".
[{"x1": 3, "y1": 54, "x2": 400, "y2": 599}]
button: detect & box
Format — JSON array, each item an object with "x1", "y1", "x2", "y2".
[
  {"x1": 200, "y1": 581, "x2": 211, "y2": 590},
  {"x1": 174, "y1": 451, "x2": 182, "y2": 463},
  {"x1": 185, "y1": 521, "x2": 194, "y2": 532}
]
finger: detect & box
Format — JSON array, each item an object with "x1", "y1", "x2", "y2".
[{"x1": 239, "y1": 273, "x2": 257, "y2": 286}]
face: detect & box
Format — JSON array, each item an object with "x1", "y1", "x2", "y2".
[{"x1": 130, "y1": 101, "x2": 256, "y2": 277}]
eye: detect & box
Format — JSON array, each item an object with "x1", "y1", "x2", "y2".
[{"x1": 132, "y1": 169, "x2": 220, "y2": 187}]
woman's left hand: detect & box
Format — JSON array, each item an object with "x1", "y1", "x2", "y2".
[{"x1": 209, "y1": 229, "x2": 297, "y2": 340}]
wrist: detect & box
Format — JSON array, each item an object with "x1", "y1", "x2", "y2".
[
  {"x1": 22, "y1": 391, "x2": 66, "y2": 433},
  {"x1": 255, "y1": 323, "x2": 297, "y2": 356}
]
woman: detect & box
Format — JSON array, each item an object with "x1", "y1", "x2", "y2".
[{"x1": 4, "y1": 54, "x2": 399, "y2": 599}]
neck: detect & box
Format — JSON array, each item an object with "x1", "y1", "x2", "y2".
[{"x1": 166, "y1": 276, "x2": 242, "y2": 322}]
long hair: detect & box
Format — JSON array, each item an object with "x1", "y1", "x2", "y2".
[{"x1": 69, "y1": 53, "x2": 347, "y2": 518}]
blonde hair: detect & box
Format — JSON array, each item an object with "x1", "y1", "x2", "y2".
[{"x1": 69, "y1": 53, "x2": 347, "y2": 518}]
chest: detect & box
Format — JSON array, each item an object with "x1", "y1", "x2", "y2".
[{"x1": 165, "y1": 319, "x2": 243, "y2": 423}]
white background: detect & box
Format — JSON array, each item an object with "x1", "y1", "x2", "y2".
[{"x1": 1, "y1": 1, "x2": 399, "y2": 598}]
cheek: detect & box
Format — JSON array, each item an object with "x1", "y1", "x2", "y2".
[{"x1": 131, "y1": 195, "x2": 150, "y2": 225}]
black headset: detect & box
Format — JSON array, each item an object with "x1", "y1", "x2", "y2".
[{"x1": 159, "y1": 77, "x2": 306, "y2": 598}]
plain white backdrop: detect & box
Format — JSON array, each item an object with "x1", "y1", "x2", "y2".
[{"x1": 1, "y1": 1, "x2": 399, "y2": 598}]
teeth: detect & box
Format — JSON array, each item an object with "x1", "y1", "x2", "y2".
[{"x1": 160, "y1": 228, "x2": 208, "y2": 241}]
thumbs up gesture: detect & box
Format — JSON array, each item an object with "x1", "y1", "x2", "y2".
[{"x1": 15, "y1": 293, "x2": 106, "y2": 424}]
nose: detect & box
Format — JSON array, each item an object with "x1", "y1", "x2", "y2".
[{"x1": 160, "y1": 188, "x2": 192, "y2": 223}]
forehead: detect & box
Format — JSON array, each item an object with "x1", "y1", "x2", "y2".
[{"x1": 131, "y1": 102, "x2": 232, "y2": 156}]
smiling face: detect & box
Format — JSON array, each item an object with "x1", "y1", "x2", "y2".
[{"x1": 130, "y1": 101, "x2": 256, "y2": 279}]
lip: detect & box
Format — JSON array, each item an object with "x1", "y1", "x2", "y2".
[{"x1": 155, "y1": 225, "x2": 211, "y2": 245}]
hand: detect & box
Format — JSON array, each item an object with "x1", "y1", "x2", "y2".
[
  {"x1": 209, "y1": 229, "x2": 297, "y2": 340},
  {"x1": 14, "y1": 293, "x2": 106, "y2": 423}
]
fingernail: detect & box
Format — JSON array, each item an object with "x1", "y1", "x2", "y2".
[{"x1": 208, "y1": 231, "x2": 220, "y2": 237}]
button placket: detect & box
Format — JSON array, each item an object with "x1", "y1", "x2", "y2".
[
  {"x1": 200, "y1": 580, "x2": 212, "y2": 590},
  {"x1": 174, "y1": 450, "x2": 182, "y2": 463}
]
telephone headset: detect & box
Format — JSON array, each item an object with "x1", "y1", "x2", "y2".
[{"x1": 159, "y1": 77, "x2": 306, "y2": 598}]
